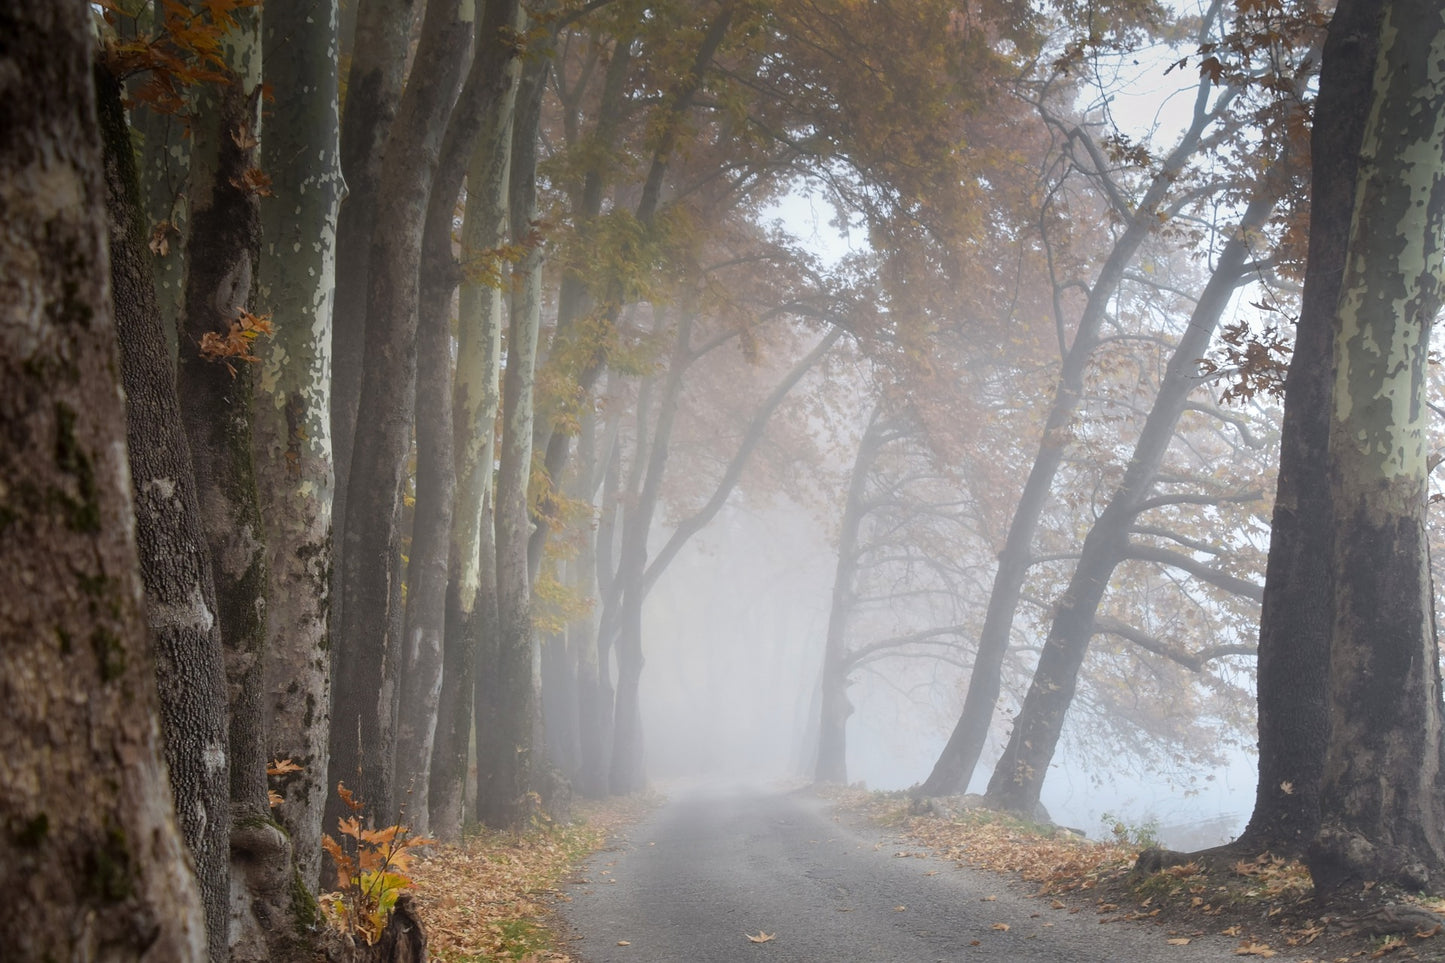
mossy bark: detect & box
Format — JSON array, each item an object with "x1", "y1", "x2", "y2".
[{"x1": 0, "y1": 5, "x2": 207, "y2": 956}]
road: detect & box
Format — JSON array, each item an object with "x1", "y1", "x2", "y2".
[{"x1": 558, "y1": 781, "x2": 1252, "y2": 962}]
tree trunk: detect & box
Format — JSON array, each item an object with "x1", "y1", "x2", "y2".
[
  {"x1": 173, "y1": 6, "x2": 314, "y2": 958},
  {"x1": 608, "y1": 314, "x2": 691, "y2": 795},
  {"x1": 332, "y1": 0, "x2": 418, "y2": 512},
  {"x1": 398, "y1": 0, "x2": 522, "y2": 832},
  {"x1": 478, "y1": 47, "x2": 549, "y2": 829},
  {"x1": 1307, "y1": 0, "x2": 1445, "y2": 895},
  {"x1": 1236, "y1": 0, "x2": 1383, "y2": 858},
  {"x1": 0, "y1": 6, "x2": 208, "y2": 956},
  {"x1": 99, "y1": 63, "x2": 233, "y2": 961},
  {"x1": 256, "y1": 0, "x2": 343, "y2": 891},
  {"x1": 328, "y1": 0, "x2": 472, "y2": 829},
  {"x1": 815, "y1": 408, "x2": 890, "y2": 785},
  {"x1": 984, "y1": 195, "x2": 1275, "y2": 815},
  {"x1": 919, "y1": 22, "x2": 1233, "y2": 795},
  {"x1": 430, "y1": 0, "x2": 524, "y2": 838}
]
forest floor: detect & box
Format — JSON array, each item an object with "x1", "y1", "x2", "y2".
[{"x1": 825, "y1": 786, "x2": 1445, "y2": 962}]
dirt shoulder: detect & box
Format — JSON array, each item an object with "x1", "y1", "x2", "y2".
[{"x1": 823, "y1": 786, "x2": 1445, "y2": 962}]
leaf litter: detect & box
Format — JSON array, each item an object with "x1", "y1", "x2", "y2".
[
  {"x1": 822, "y1": 786, "x2": 1445, "y2": 962},
  {"x1": 409, "y1": 794, "x2": 658, "y2": 962}
]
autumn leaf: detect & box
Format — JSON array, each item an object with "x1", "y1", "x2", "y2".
[
  {"x1": 991, "y1": 922, "x2": 1010, "y2": 931},
  {"x1": 1234, "y1": 941, "x2": 1276, "y2": 957},
  {"x1": 746, "y1": 931, "x2": 776, "y2": 943},
  {"x1": 1167, "y1": 937, "x2": 1191, "y2": 945},
  {"x1": 617, "y1": 940, "x2": 631, "y2": 946}
]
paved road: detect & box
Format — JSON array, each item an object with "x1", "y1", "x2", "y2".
[{"x1": 558, "y1": 781, "x2": 1251, "y2": 962}]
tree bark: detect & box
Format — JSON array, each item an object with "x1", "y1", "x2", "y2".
[
  {"x1": 398, "y1": 0, "x2": 524, "y2": 833},
  {"x1": 983, "y1": 195, "x2": 1275, "y2": 815},
  {"x1": 332, "y1": 0, "x2": 418, "y2": 512},
  {"x1": 1307, "y1": 0, "x2": 1445, "y2": 895},
  {"x1": 257, "y1": 0, "x2": 343, "y2": 891},
  {"x1": 1236, "y1": 0, "x2": 1383, "y2": 858},
  {"x1": 173, "y1": 6, "x2": 315, "y2": 957},
  {"x1": 478, "y1": 46, "x2": 550, "y2": 829},
  {"x1": 0, "y1": 5, "x2": 208, "y2": 956},
  {"x1": 99, "y1": 63, "x2": 233, "y2": 961},
  {"x1": 328, "y1": 0, "x2": 472, "y2": 829},
  {"x1": 430, "y1": 2, "x2": 525, "y2": 838}
]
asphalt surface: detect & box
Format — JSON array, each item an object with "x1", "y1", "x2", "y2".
[{"x1": 558, "y1": 781, "x2": 1251, "y2": 962}]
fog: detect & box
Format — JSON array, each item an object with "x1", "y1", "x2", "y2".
[{"x1": 639, "y1": 498, "x2": 1254, "y2": 852}]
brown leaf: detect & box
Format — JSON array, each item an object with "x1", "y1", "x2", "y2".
[
  {"x1": 1167, "y1": 937, "x2": 1191, "y2": 945},
  {"x1": 1234, "y1": 941, "x2": 1276, "y2": 957},
  {"x1": 991, "y1": 922, "x2": 1010, "y2": 931},
  {"x1": 746, "y1": 931, "x2": 776, "y2": 943}
]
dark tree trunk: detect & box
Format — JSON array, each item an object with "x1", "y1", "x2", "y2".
[
  {"x1": 1306, "y1": 0, "x2": 1445, "y2": 895},
  {"x1": 328, "y1": 0, "x2": 471, "y2": 829},
  {"x1": 172, "y1": 7, "x2": 312, "y2": 957},
  {"x1": 332, "y1": 0, "x2": 418, "y2": 510},
  {"x1": 477, "y1": 48, "x2": 550, "y2": 830},
  {"x1": 1236, "y1": 0, "x2": 1383, "y2": 858},
  {"x1": 984, "y1": 196, "x2": 1275, "y2": 814},
  {"x1": 99, "y1": 64, "x2": 232, "y2": 961},
  {"x1": 815, "y1": 408, "x2": 891, "y2": 785},
  {"x1": 0, "y1": 6, "x2": 208, "y2": 956}
]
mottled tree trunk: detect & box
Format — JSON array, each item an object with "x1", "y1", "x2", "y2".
[
  {"x1": 329, "y1": 0, "x2": 472, "y2": 829},
  {"x1": 99, "y1": 64, "x2": 233, "y2": 961},
  {"x1": 0, "y1": 5, "x2": 208, "y2": 956},
  {"x1": 256, "y1": 0, "x2": 343, "y2": 891},
  {"x1": 430, "y1": 1, "x2": 524, "y2": 837},
  {"x1": 398, "y1": 0, "x2": 523, "y2": 833},
  {"x1": 173, "y1": 6, "x2": 317, "y2": 957},
  {"x1": 1236, "y1": 0, "x2": 1383, "y2": 858},
  {"x1": 478, "y1": 48, "x2": 549, "y2": 829},
  {"x1": 1307, "y1": 0, "x2": 1445, "y2": 895}
]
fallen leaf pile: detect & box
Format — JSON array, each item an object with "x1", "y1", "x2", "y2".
[
  {"x1": 409, "y1": 794, "x2": 658, "y2": 962},
  {"x1": 822, "y1": 786, "x2": 1445, "y2": 962},
  {"x1": 823, "y1": 786, "x2": 1137, "y2": 895}
]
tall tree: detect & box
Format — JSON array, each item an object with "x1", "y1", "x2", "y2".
[
  {"x1": 256, "y1": 0, "x2": 344, "y2": 889},
  {"x1": 1306, "y1": 0, "x2": 1445, "y2": 896},
  {"x1": 983, "y1": 195, "x2": 1279, "y2": 815},
  {"x1": 1235, "y1": 0, "x2": 1384, "y2": 858},
  {"x1": 920, "y1": 2, "x2": 1240, "y2": 795},
  {"x1": 397, "y1": 0, "x2": 524, "y2": 834},
  {"x1": 477, "y1": 44, "x2": 551, "y2": 830},
  {"x1": 429, "y1": 20, "x2": 524, "y2": 835},
  {"x1": 0, "y1": 3, "x2": 207, "y2": 955},
  {"x1": 329, "y1": 0, "x2": 473, "y2": 828},
  {"x1": 98, "y1": 61, "x2": 232, "y2": 960}
]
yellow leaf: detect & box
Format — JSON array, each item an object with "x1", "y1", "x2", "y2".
[
  {"x1": 616, "y1": 941, "x2": 630, "y2": 946},
  {"x1": 1167, "y1": 937, "x2": 1191, "y2": 945},
  {"x1": 746, "y1": 931, "x2": 776, "y2": 943},
  {"x1": 992, "y1": 922, "x2": 1010, "y2": 931}
]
